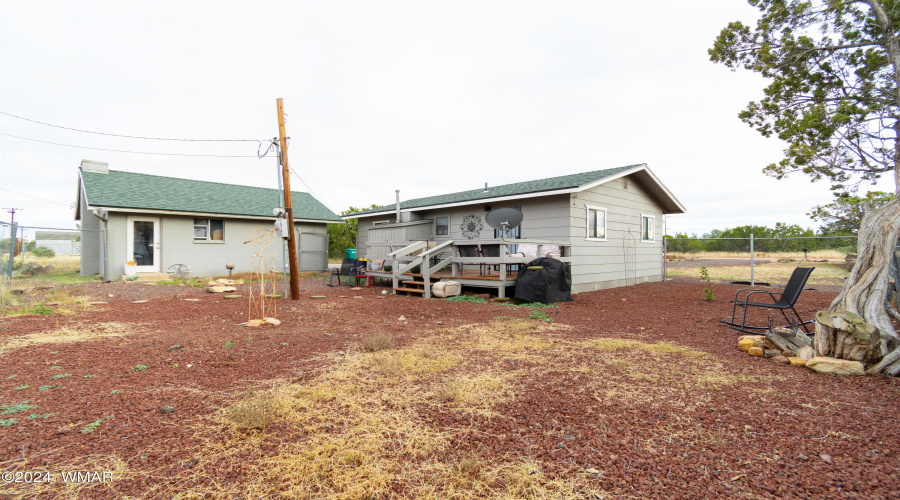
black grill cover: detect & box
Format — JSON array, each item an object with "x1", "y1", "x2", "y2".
[{"x1": 514, "y1": 257, "x2": 572, "y2": 303}]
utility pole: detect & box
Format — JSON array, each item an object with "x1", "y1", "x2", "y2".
[
  {"x1": 3, "y1": 208, "x2": 21, "y2": 282},
  {"x1": 276, "y1": 98, "x2": 300, "y2": 300}
]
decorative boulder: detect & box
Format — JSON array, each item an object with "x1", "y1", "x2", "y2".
[{"x1": 806, "y1": 356, "x2": 865, "y2": 376}]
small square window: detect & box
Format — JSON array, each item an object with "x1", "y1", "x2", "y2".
[
  {"x1": 641, "y1": 215, "x2": 655, "y2": 242},
  {"x1": 435, "y1": 216, "x2": 449, "y2": 236},
  {"x1": 194, "y1": 218, "x2": 224, "y2": 241},
  {"x1": 585, "y1": 206, "x2": 606, "y2": 240}
]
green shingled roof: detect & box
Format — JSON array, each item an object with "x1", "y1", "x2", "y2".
[
  {"x1": 354, "y1": 164, "x2": 643, "y2": 215},
  {"x1": 80, "y1": 169, "x2": 342, "y2": 222}
]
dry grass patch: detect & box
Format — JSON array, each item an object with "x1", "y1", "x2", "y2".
[
  {"x1": 580, "y1": 338, "x2": 710, "y2": 359},
  {"x1": 171, "y1": 328, "x2": 604, "y2": 499},
  {"x1": 360, "y1": 331, "x2": 394, "y2": 352},
  {"x1": 226, "y1": 386, "x2": 286, "y2": 430},
  {"x1": 668, "y1": 260, "x2": 849, "y2": 286},
  {"x1": 365, "y1": 347, "x2": 458, "y2": 380},
  {"x1": 0, "y1": 452, "x2": 129, "y2": 498},
  {"x1": 667, "y1": 249, "x2": 848, "y2": 261},
  {"x1": 0, "y1": 322, "x2": 141, "y2": 355},
  {"x1": 448, "y1": 318, "x2": 564, "y2": 362},
  {"x1": 431, "y1": 372, "x2": 519, "y2": 415}
]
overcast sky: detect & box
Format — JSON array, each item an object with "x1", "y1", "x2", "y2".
[{"x1": 0, "y1": 1, "x2": 894, "y2": 239}]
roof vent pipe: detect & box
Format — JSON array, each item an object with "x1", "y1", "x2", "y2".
[
  {"x1": 484, "y1": 182, "x2": 488, "y2": 192},
  {"x1": 395, "y1": 189, "x2": 401, "y2": 223}
]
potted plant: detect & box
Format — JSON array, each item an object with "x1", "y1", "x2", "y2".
[{"x1": 124, "y1": 260, "x2": 137, "y2": 276}]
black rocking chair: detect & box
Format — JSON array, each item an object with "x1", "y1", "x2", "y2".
[
  {"x1": 328, "y1": 257, "x2": 359, "y2": 287},
  {"x1": 720, "y1": 267, "x2": 815, "y2": 335}
]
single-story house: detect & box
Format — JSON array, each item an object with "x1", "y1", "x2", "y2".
[
  {"x1": 34, "y1": 231, "x2": 81, "y2": 255},
  {"x1": 75, "y1": 160, "x2": 342, "y2": 279},
  {"x1": 345, "y1": 163, "x2": 685, "y2": 295}
]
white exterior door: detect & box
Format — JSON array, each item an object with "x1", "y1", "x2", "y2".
[{"x1": 126, "y1": 216, "x2": 160, "y2": 272}]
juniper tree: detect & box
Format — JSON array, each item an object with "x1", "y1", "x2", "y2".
[{"x1": 710, "y1": 0, "x2": 900, "y2": 374}]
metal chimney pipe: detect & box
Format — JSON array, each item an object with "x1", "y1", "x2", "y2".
[
  {"x1": 395, "y1": 189, "x2": 401, "y2": 223},
  {"x1": 484, "y1": 182, "x2": 488, "y2": 192}
]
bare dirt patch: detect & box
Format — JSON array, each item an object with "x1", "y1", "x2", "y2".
[{"x1": 0, "y1": 277, "x2": 898, "y2": 499}]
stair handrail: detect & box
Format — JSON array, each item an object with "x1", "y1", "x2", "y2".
[
  {"x1": 420, "y1": 240, "x2": 454, "y2": 299},
  {"x1": 387, "y1": 240, "x2": 427, "y2": 287}
]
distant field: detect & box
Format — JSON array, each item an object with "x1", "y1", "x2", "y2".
[
  {"x1": 9, "y1": 254, "x2": 98, "y2": 285},
  {"x1": 666, "y1": 249, "x2": 848, "y2": 262},
  {"x1": 667, "y1": 260, "x2": 849, "y2": 287}
]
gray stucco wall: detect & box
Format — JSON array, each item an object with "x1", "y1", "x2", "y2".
[{"x1": 103, "y1": 213, "x2": 328, "y2": 278}]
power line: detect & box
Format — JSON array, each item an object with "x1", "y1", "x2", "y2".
[
  {"x1": 0, "y1": 132, "x2": 258, "y2": 158},
  {"x1": 0, "y1": 111, "x2": 261, "y2": 143},
  {"x1": 0, "y1": 187, "x2": 73, "y2": 207},
  {"x1": 288, "y1": 166, "x2": 340, "y2": 214}
]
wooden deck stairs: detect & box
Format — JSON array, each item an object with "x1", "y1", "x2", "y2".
[{"x1": 393, "y1": 273, "x2": 439, "y2": 296}]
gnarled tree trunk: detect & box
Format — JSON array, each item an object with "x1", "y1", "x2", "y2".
[{"x1": 822, "y1": 197, "x2": 900, "y2": 375}]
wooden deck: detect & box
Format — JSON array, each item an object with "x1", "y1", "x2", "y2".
[{"x1": 364, "y1": 268, "x2": 517, "y2": 282}]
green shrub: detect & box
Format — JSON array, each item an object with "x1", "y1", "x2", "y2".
[
  {"x1": 700, "y1": 266, "x2": 715, "y2": 301},
  {"x1": 443, "y1": 295, "x2": 488, "y2": 304},
  {"x1": 528, "y1": 310, "x2": 554, "y2": 322},
  {"x1": 31, "y1": 246, "x2": 55, "y2": 258}
]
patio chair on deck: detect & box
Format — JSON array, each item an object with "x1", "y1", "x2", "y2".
[
  {"x1": 328, "y1": 257, "x2": 359, "y2": 287},
  {"x1": 480, "y1": 244, "x2": 501, "y2": 275},
  {"x1": 720, "y1": 267, "x2": 815, "y2": 335},
  {"x1": 456, "y1": 245, "x2": 482, "y2": 276}
]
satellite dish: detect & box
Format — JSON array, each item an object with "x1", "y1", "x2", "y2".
[{"x1": 485, "y1": 208, "x2": 524, "y2": 238}]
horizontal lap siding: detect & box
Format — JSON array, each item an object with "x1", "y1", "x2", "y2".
[
  {"x1": 568, "y1": 175, "x2": 664, "y2": 291},
  {"x1": 417, "y1": 195, "x2": 572, "y2": 242}
]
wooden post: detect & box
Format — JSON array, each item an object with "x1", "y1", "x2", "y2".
[{"x1": 276, "y1": 98, "x2": 301, "y2": 300}]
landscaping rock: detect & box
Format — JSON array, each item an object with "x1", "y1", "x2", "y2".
[
  {"x1": 788, "y1": 357, "x2": 807, "y2": 367},
  {"x1": 772, "y1": 356, "x2": 789, "y2": 365},
  {"x1": 159, "y1": 406, "x2": 175, "y2": 414},
  {"x1": 167, "y1": 345, "x2": 182, "y2": 351},
  {"x1": 738, "y1": 339, "x2": 758, "y2": 352},
  {"x1": 748, "y1": 347, "x2": 765, "y2": 357},
  {"x1": 208, "y1": 286, "x2": 236, "y2": 293},
  {"x1": 764, "y1": 349, "x2": 780, "y2": 359},
  {"x1": 246, "y1": 320, "x2": 263, "y2": 327},
  {"x1": 782, "y1": 349, "x2": 796, "y2": 358},
  {"x1": 263, "y1": 317, "x2": 281, "y2": 326},
  {"x1": 224, "y1": 295, "x2": 242, "y2": 299},
  {"x1": 797, "y1": 345, "x2": 815, "y2": 361},
  {"x1": 806, "y1": 356, "x2": 865, "y2": 376}
]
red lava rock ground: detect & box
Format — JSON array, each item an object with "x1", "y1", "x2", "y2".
[{"x1": 0, "y1": 276, "x2": 898, "y2": 499}]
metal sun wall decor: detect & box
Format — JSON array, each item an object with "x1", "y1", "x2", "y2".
[
  {"x1": 460, "y1": 214, "x2": 483, "y2": 239},
  {"x1": 244, "y1": 228, "x2": 278, "y2": 321}
]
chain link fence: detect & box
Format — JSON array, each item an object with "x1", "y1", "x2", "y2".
[
  {"x1": 1, "y1": 222, "x2": 104, "y2": 285},
  {"x1": 664, "y1": 235, "x2": 859, "y2": 288}
]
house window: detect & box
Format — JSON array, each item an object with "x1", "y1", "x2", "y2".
[
  {"x1": 435, "y1": 216, "x2": 449, "y2": 236},
  {"x1": 641, "y1": 215, "x2": 655, "y2": 242},
  {"x1": 585, "y1": 206, "x2": 607, "y2": 240},
  {"x1": 194, "y1": 218, "x2": 224, "y2": 241},
  {"x1": 372, "y1": 220, "x2": 390, "y2": 226}
]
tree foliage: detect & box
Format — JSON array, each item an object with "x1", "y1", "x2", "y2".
[
  {"x1": 709, "y1": 0, "x2": 899, "y2": 194},
  {"x1": 808, "y1": 190, "x2": 894, "y2": 234},
  {"x1": 327, "y1": 204, "x2": 382, "y2": 258}
]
